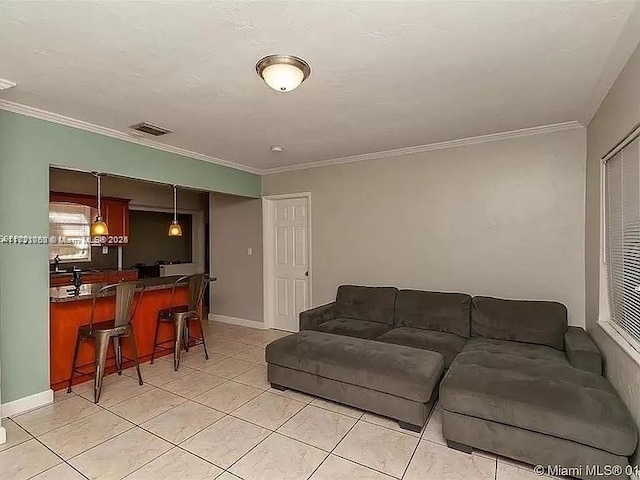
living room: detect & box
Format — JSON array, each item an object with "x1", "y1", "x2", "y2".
[{"x1": 1, "y1": 1, "x2": 639, "y2": 479}]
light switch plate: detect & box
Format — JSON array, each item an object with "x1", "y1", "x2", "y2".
[
  {"x1": 247, "y1": 247, "x2": 253, "y2": 256},
  {"x1": 102, "y1": 246, "x2": 109, "y2": 254}
]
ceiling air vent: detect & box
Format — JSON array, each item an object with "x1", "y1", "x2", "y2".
[{"x1": 129, "y1": 122, "x2": 172, "y2": 137}]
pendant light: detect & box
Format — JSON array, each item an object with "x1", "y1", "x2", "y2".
[
  {"x1": 255, "y1": 54, "x2": 311, "y2": 92},
  {"x1": 90, "y1": 172, "x2": 109, "y2": 237},
  {"x1": 168, "y1": 185, "x2": 183, "y2": 236}
]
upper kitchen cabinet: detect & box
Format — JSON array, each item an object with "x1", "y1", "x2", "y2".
[
  {"x1": 102, "y1": 198, "x2": 130, "y2": 244},
  {"x1": 50, "y1": 191, "x2": 130, "y2": 244},
  {"x1": 50, "y1": 191, "x2": 97, "y2": 208}
]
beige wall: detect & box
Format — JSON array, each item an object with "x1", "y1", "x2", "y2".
[
  {"x1": 209, "y1": 193, "x2": 263, "y2": 323},
  {"x1": 264, "y1": 129, "x2": 587, "y2": 326},
  {"x1": 585, "y1": 42, "x2": 640, "y2": 467}
]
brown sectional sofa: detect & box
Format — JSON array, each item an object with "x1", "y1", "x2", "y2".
[{"x1": 267, "y1": 285, "x2": 638, "y2": 480}]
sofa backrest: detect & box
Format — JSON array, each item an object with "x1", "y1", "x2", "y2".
[
  {"x1": 395, "y1": 290, "x2": 471, "y2": 338},
  {"x1": 471, "y1": 296, "x2": 568, "y2": 350},
  {"x1": 336, "y1": 285, "x2": 398, "y2": 325}
]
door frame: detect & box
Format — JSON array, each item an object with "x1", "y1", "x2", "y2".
[{"x1": 262, "y1": 192, "x2": 312, "y2": 330}]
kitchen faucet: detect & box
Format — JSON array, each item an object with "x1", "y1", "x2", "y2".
[{"x1": 53, "y1": 255, "x2": 60, "y2": 272}]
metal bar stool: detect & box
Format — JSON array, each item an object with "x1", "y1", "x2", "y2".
[
  {"x1": 67, "y1": 281, "x2": 146, "y2": 403},
  {"x1": 151, "y1": 274, "x2": 211, "y2": 371}
]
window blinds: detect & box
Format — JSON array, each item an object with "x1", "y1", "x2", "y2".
[
  {"x1": 49, "y1": 202, "x2": 93, "y2": 262},
  {"x1": 605, "y1": 136, "x2": 640, "y2": 345}
]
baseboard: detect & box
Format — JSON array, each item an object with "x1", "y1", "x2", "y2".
[
  {"x1": 1, "y1": 389, "x2": 54, "y2": 418},
  {"x1": 208, "y1": 313, "x2": 266, "y2": 330}
]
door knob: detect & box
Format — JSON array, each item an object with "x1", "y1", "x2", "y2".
[{"x1": 305, "y1": 271, "x2": 309, "y2": 276}]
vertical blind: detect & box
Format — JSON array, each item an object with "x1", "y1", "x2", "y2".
[
  {"x1": 49, "y1": 202, "x2": 93, "y2": 262},
  {"x1": 605, "y1": 136, "x2": 640, "y2": 345}
]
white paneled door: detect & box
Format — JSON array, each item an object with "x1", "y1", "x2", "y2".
[{"x1": 271, "y1": 197, "x2": 310, "y2": 332}]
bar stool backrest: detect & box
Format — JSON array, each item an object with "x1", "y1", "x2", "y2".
[
  {"x1": 188, "y1": 273, "x2": 210, "y2": 312},
  {"x1": 90, "y1": 281, "x2": 146, "y2": 330}
]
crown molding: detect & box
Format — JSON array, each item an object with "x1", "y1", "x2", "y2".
[
  {"x1": 263, "y1": 121, "x2": 584, "y2": 175},
  {"x1": 0, "y1": 100, "x2": 262, "y2": 175},
  {"x1": 0, "y1": 99, "x2": 584, "y2": 177},
  {"x1": 0, "y1": 78, "x2": 16, "y2": 90}
]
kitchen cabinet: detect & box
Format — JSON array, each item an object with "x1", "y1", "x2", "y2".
[
  {"x1": 82, "y1": 272, "x2": 110, "y2": 284},
  {"x1": 50, "y1": 191, "x2": 97, "y2": 208},
  {"x1": 51, "y1": 275, "x2": 73, "y2": 287},
  {"x1": 50, "y1": 270, "x2": 138, "y2": 287},
  {"x1": 107, "y1": 270, "x2": 138, "y2": 283},
  {"x1": 102, "y1": 198, "x2": 130, "y2": 245},
  {"x1": 50, "y1": 191, "x2": 130, "y2": 244}
]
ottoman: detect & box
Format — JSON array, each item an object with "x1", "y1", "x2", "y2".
[{"x1": 266, "y1": 330, "x2": 444, "y2": 431}]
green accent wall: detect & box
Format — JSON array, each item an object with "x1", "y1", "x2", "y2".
[{"x1": 0, "y1": 110, "x2": 261, "y2": 403}]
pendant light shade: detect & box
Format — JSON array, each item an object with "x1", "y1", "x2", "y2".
[
  {"x1": 168, "y1": 221, "x2": 183, "y2": 237},
  {"x1": 90, "y1": 218, "x2": 109, "y2": 237},
  {"x1": 256, "y1": 55, "x2": 311, "y2": 92},
  {"x1": 90, "y1": 172, "x2": 109, "y2": 237},
  {"x1": 168, "y1": 185, "x2": 182, "y2": 237}
]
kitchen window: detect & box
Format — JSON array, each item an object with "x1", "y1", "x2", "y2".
[
  {"x1": 49, "y1": 202, "x2": 93, "y2": 262},
  {"x1": 603, "y1": 132, "x2": 640, "y2": 353}
]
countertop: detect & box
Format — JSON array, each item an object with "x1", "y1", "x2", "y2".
[
  {"x1": 50, "y1": 275, "x2": 216, "y2": 303},
  {"x1": 49, "y1": 268, "x2": 137, "y2": 277}
]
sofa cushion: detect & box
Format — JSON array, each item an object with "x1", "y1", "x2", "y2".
[
  {"x1": 316, "y1": 318, "x2": 392, "y2": 340},
  {"x1": 266, "y1": 330, "x2": 444, "y2": 403},
  {"x1": 471, "y1": 296, "x2": 567, "y2": 350},
  {"x1": 378, "y1": 327, "x2": 467, "y2": 367},
  {"x1": 462, "y1": 337, "x2": 568, "y2": 366},
  {"x1": 395, "y1": 290, "x2": 471, "y2": 338},
  {"x1": 440, "y1": 341, "x2": 638, "y2": 456},
  {"x1": 336, "y1": 285, "x2": 398, "y2": 325},
  {"x1": 564, "y1": 326, "x2": 603, "y2": 375}
]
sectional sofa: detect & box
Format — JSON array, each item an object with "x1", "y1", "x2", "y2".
[{"x1": 266, "y1": 285, "x2": 638, "y2": 480}]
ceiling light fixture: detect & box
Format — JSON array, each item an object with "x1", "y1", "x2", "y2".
[
  {"x1": 90, "y1": 172, "x2": 109, "y2": 237},
  {"x1": 255, "y1": 55, "x2": 311, "y2": 92},
  {"x1": 168, "y1": 185, "x2": 183, "y2": 237}
]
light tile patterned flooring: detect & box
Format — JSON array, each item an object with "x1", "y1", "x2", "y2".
[{"x1": 0, "y1": 322, "x2": 562, "y2": 480}]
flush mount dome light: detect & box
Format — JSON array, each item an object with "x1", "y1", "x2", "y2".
[{"x1": 256, "y1": 54, "x2": 311, "y2": 92}]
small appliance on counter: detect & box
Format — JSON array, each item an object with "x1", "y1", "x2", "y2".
[
  {"x1": 158, "y1": 261, "x2": 200, "y2": 277},
  {"x1": 132, "y1": 260, "x2": 201, "y2": 278}
]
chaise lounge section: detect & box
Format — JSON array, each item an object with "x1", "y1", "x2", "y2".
[
  {"x1": 268, "y1": 285, "x2": 638, "y2": 479},
  {"x1": 440, "y1": 297, "x2": 637, "y2": 479}
]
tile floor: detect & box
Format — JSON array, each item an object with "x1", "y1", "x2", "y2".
[{"x1": 0, "y1": 322, "x2": 563, "y2": 480}]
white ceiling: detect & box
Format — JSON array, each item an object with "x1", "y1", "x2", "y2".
[{"x1": 1, "y1": 1, "x2": 639, "y2": 172}]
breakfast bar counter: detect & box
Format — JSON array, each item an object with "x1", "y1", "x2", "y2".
[
  {"x1": 49, "y1": 275, "x2": 213, "y2": 391},
  {"x1": 50, "y1": 275, "x2": 189, "y2": 302}
]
